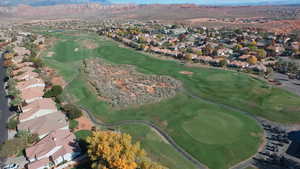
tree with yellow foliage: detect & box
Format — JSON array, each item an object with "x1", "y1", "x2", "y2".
[
  {"x1": 86, "y1": 131, "x2": 167, "y2": 169},
  {"x1": 247, "y1": 55, "x2": 258, "y2": 65},
  {"x1": 3, "y1": 53, "x2": 14, "y2": 60}
]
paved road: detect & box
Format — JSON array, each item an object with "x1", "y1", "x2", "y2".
[
  {"x1": 272, "y1": 73, "x2": 300, "y2": 97},
  {"x1": 0, "y1": 55, "x2": 13, "y2": 143},
  {"x1": 0, "y1": 54, "x2": 14, "y2": 164}
]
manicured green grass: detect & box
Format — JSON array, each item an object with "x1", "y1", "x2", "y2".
[
  {"x1": 69, "y1": 119, "x2": 79, "y2": 130},
  {"x1": 41, "y1": 31, "x2": 299, "y2": 169},
  {"x1": 120, "y1": 124, "x2": 198, "y2": 169},
  {"x1": 45, "y1": 32, "x2": 300, "y2": 124},
  {"x1": 75, "y1": 130, "x2": 92, "y2": 141}
]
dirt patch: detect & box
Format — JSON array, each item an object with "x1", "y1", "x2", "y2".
[
  {"x1": 51, "y1": 76, "x2": 67, "y2": 88},
  {"x1": 42, "y1": 66, "x2": 67, "y2": 88},
  {"x1": 82, "y1": 58, "x2": 182, "y2": 108},
  {"x1": 81, "y1": 40, "x2": 97, "y2": 49},
  {"x1": 179, "y1": 71, "x2": 193, "y2": 75},
  {"x1": 75, "y1": 116, "x2": 93, "y2": 132}
]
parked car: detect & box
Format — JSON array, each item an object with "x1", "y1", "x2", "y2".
[{"x1": 3, "y1": 163, "x2": 19, "y2": 169}]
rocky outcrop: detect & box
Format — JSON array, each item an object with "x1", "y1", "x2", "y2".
[{"x1": 82, "y1": 58, "x2": 182, "y2": 108}]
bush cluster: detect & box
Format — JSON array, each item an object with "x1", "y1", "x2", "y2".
[
  {"x1": 44, "y1": 85, "x2": 63, "y2": 98},
  {"x1": 62, "y1": 104, "x2": 82, "y2": 120}
]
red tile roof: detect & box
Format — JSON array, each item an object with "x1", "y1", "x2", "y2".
[{"x1": 18, "y1": 111, "x2": 67, "y2": 137}]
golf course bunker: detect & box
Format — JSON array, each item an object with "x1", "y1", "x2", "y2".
[
  {"x1": 82, "y1": 58, "x2": 182, "y2": 108},
  {"x1": 183, "y1": 111, "x2": 244, "y2": 144}
]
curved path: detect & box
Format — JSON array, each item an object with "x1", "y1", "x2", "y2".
[
  {"x1": 67, "y1": 76, "x2": 267, "y2": 169},
  {"x1": 79, "y1": 105, "x2": 209, "y2": 169},
  {"x1": 77, "y1": 87, "x2": 267, "y2": 169},
  {"x1": 181, "y1": 89, "x2": 267, "y2": 169}
]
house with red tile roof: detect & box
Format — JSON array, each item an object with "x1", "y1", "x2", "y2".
[
  {"x1": 16, "y1": 78, "x2": 45, "y2": 91},
  {"x1": 14, "y1": 71, "x2": 39, "y2": 81},
  {"x1": 20, "y1": 86, "x2": 44, "y2": 104},
  {"x1": 25, "y1": 130, "x2": 81, "y2": 169},
  {"x1": 12, "y1": 66, "x2": 35, "y2": 76},
  {"x1": 18, "y1": 111, "x2": 68, "y2": 138},
  {"x1": 15, "y1": 62, "x2": 34, "y2": 69},
  {"x1": 14, "y1": 46, "x2": 31, "y2": 56},
  {"x1": 19, "y1": 98, "x2": 57, "y2": 122}
]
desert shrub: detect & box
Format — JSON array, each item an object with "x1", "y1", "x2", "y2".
[
  {"x1": 6, "y1": 118, "x2": 18, "y2": 129},
  {"x1": 69, "y1": 119, "x2": 79, "y2": 130},
  {"x1": 16, "y1": 130, "x2": 39, "y2": 144},
  {"x1": 63, "y1": 104, "x2": 82, "y2": 120},
  {"x1": 0, "y1": 138, "x2": 26, "y2": 158},
  {"x1": 55, "y1": 94, "x2": 64, "y2": 104},
  {"x1": 44, "y1": 85, "x2": 63, "y2": 98}
]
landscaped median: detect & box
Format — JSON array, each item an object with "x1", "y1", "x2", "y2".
[{"x1": 41, "y1": 31, "x2": 300, "y2": 169}]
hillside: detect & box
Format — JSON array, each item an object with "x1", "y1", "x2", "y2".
[
  {"x1": 0, "y1": 0, "x2": 110, "y2": 6},
  {"x1": 1, "y1": 0, "x2": 300, "y2": 6}
]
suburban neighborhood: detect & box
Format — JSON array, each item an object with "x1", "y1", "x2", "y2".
[
  {"x1": 0, "y1": 2, "x2": 300, "y2": 169},
  {"x1": 0, "y1": 31, "x2": 83, "y2": 169}
]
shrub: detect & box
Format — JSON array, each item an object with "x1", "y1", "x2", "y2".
[
  {"x1": 44, "y1": 85, "x2": 63, "y2": 98},
  {"x1": 0, "y1": 138, "x2": 27, "y2": 158},
  {"x1": 69, "y1": 120, "x2": 79, "y2": 130},
  {"x1": 63, "y1": 104, "x2": 82, "y2": 120},
  {"x1": 16, "y1": 130, "x2": 39, "y2": 144},
  {"x1": 6, "y1": 118, "x2": 18, "y2": 129},
  {"x1": 55, "y1": 95, "x2": 64, "y2": 104}
]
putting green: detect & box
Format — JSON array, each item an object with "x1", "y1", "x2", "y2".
[{"x1": 183, "y1": 111, "x2": 244, "y2": 144}]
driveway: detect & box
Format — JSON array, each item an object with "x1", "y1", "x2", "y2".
[{"x1": 4, "y1": 156, "x2": 27, "y2": 169}]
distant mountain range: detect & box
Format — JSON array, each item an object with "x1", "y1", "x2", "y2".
[
  {"x1": 0, "y1": 0, "x2": 110, "y2": 6},
  {"x1": 0, "y1": 0, "x2": 300, "y2": 6}
]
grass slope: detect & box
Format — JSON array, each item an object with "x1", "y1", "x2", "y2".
[
  {"x1": 120, "y1": 124, "x2": 198, "y2": 169},
  {"x1": 41, "y1": 31, "x2": 298, "y2": 169}
]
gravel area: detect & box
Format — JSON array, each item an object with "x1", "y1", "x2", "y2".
[{"x1": 82, "y1": 58, "x2": 182, "y2": 108}]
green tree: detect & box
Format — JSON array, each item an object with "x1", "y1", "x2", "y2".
[
  {"x1": 44, "y1": 85, "x2": 63, "y2": 98},
  {"x1": 6, "y1": 118, "x2": 18, "y2": 129},
  {"x1": 219, "y1": 59, "x2": 227, "y2": 67},
  {"x1": 256, "y1": 49, "x2": 267, "y2": 60},
  {"x1": 62, "y1": 104, "x2": 82, "y2": 120}
]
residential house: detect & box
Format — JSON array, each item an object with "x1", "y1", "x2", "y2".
[
  {"x1": 20, "y1": 86, "x2": 44, "y2": 104},
  {"x1": 14, "y1": 71, "x2": 39, "y2": 81},
  {"x1": 228, "y1": 60, "x2": 249, "y2": 68},
  {"x1": 12, "y1": 67, "x2": 35, "y2": 76},
  {"x1": 217, "y1": 48, "x2": 233, "y2": 57},
  {"x1": 14, "y1": 46, "x2": 31, "y2": 56},
  {"x1": 15, "y1": 62, "x2": 34, "y2": 69},
  {"x1": 19, "y1": 98, "x2": 57, "y2": 122},
  {"x1": 18, "y1": 111, "x2": 68, "y2": 138},
  {"x1": 16, "y1": 78, "x2": 45, "y2": 91},
  {"x1": 25, "y1": 130, "x2": 81, "y2": 169}
]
